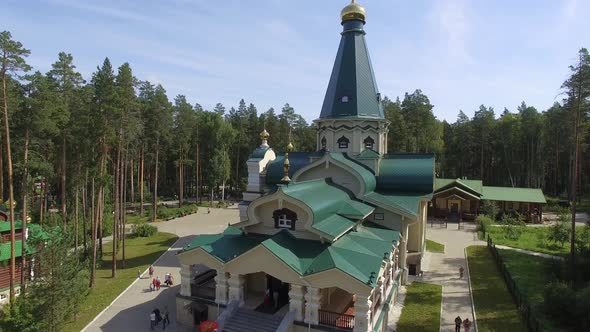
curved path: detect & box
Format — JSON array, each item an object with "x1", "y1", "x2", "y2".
[{"x1": 82, "y1": 206, "x2": 240, "y2": 332}]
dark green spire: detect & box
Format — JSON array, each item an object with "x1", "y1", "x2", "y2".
[{"x1": 319, "y1": 2, "x2": 384, "y2": 119}]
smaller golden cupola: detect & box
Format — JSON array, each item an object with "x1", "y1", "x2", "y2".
[
  {"x1": 341, "y1": 0, "x2": 366, "y2": 22},
  {"x1": 260, "y1": 128, "x2": 270, "y2": 148}
]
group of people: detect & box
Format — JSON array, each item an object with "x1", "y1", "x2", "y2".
[
  {"x1": 147, "y1": 265, "x2": 174, "y2": 291},
  {"x1": 455, "y1": 316, "x2": 471, "y2": 332},
  {"x1": 150, "y1": 306, "x2": 171, "y2": 330}
]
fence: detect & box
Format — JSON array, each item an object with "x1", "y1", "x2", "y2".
[
  {"x1": 486, "y1": 235, "x2": 543, "y2": 332},
  {"x1": 318, "y1": 309, "x2": 355, "y2": 330}
]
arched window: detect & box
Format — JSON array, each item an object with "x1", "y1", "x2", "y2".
[
  {"x1": 364, "y1": 136, "x2": 375, "y2": 149},
  {"x1": 273, "y1": 208, "x2": 297, "y2": 230},
  {"x1": 321, "y1": 136, "x2": 327, "y2": 150},
  {"x1": 337, "y1": 136, "x2": 349, "y2": 149}
]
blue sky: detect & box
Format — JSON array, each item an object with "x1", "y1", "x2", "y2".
[{"x1": 2, "y1": 0, "x2": 589, "y2": 122}]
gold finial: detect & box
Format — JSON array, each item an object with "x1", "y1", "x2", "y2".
[
  {"x1": 281, "y1": 152, "x2": 291, "y2": 183},
  {"x1": 281, "y1": 137, "x2": 293, "y2": 183},
  {"x1": 260, "y1": 128, "x2": 270, "y2": 148},
  {"x1": 341, "y1": 0, "x2": 366, "y2": 22}
]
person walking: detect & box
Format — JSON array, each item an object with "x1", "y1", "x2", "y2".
[
  {"x1": 156, "y1": 276, "x2": 161, "y2": 290},
  {"x1": 463, "y1": 318, "x2": 471, "y2": 332},
  {"x1": 162, "y1": 306, "x2": 170, "y2": 330},
  {"x1": 454, "y1": 316, "x2": 462, "y2": 332},
  {"x1": 459, "y1": 266, "x2": 465, "y2": 279},
  {"x1": 137, "y1": 269, "x2": 142, "y2": 279},
  {"x1": 149, "y1": 265, "x2": 154, "y2": 278},
  {"x1": 154, "y1": 308, "x2": 161, "y2": 326},
  {"x1": 150, "y1": 312, "x2": 156, "y2": 330}
]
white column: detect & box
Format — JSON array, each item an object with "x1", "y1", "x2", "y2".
[
  {"x1": 289, "y1": 284, "x2": 306, "y2": 321},
  {"x1": 228, "y1": 273, "x2": 246, "y2": 304},
  {"x1": 400, "y1": 223, "x2": 409, "y2": 284},
  {"x1": 215, "y1": 271, "x2": 229, "y2": 305},
  {"x1": 304, "y1": 287, "x2": 322, "y2": 325},
  {"x1": 180, "y1": 264, "x2": 191, "y2": 297},
  {"x1": 353, "y1": 295, "x2": 372, "y2": 332}
]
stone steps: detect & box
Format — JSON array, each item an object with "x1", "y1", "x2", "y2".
[{"x1": 223, "y1": 307, "x2": 284, "y2": 332}]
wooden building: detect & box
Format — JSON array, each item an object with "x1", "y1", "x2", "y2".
[{"x1": 431, "y1": 178, "x2": 546, "y2": 222}]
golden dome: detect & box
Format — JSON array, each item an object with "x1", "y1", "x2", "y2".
[
  {"x1": 341, "y1": 0, "x2": 366, "y2": 22},
  {"x1": 286, "y1": 142, "x2": 294, "y2": 152},
  {"x1": 260, "y1": 128, "x2": 270, "y2": 140}
]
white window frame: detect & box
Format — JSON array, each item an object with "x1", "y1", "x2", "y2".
[{"x1": 277, "y1": 214, "x2": 292, "y2": 228}]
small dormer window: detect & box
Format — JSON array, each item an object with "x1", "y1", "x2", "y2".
[
  {"x1": 321, "y1": 136, "x2": 327, "y2": 149},
  {"x1": 364, "y1": 136, "x2": 375, "y2": 149},
  {"x1": 337, "y1": 136, "x2": 349, "y2": 149},
  {"x1": 341, "y1": 96, "x2": 349, "y2": 103},
  {"x1": 273, "y1": 208, "x2": 297, "y2": 230}
]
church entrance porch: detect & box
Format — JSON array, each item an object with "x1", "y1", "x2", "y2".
[
  {"x1": 242, "y1": 272, "x2": 290, "y2": 315},
  {"x1": 318, "y1": 287, "x2": 356, "y2": 330}
]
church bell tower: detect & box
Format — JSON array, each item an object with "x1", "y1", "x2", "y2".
[{"x1": 315, "y1": 1, "x2": 389, "y2": 156}]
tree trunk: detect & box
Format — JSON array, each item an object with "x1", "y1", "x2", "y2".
[
  {"x1": 196, "y1": 144, "x2": 199, "y2": 203},
  {"x1": 75, "y1": 157, "x2": 81, "y2": 252},
  {"x1": 0, "y1": 143, "x2": 3, "y2": 201},
  {"x1": 130, "y1": 158, "x2": 134, "y2": 204},
  {"x1": 83, "y1": 168, "x2": 88, "y2": 253},
  {"x1": 112, "y1": 138, "x2": 121, "y2": 278},
  {"x1": 90, "y1": 176, "x2": 97, "y2": 288},
  {"x1": 179, "y1": 148, "x2": 183, "y2": 208},
  {"x1": 3, "y1": 69, "x2": 17, "y2": 302},
  {"x1": 122, "y1": 148, "x2": 128, "y2": 267},
  {"x1": 20, "y1": 128, "x2": 30, "y2": 291},
  {"x1": 140, "y1": 145, "x2": 144, "y2": 216},
  {"x1": 61, "y1": 135, "x2": 67, "y2": 227},
  {"x1": 152, "y1": 138, "x2": 159, "y2": 223}
]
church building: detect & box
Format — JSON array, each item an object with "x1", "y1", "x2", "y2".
[{"x1": 176, "y1": 2, "x2": 435, "y2": 331}]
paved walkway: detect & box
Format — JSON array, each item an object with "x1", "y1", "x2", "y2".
[
  {"x1": 82, "y1": 206, "x2": 240, "y2": 332},
  {"x1": 421, "y1": 223, "x2": 484, "y2": 332}
]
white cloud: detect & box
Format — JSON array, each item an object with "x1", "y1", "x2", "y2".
[{"x1": 429, "y1": 0, "x2": 473, "y2": 64}]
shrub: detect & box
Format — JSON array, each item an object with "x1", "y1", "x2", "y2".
[
  {"x1": 476, "y1": 215, "x2": 493, "y2": 236},
  {"x1": 544, "y1": 282, "x2": 575, "y2": 323},
  {"x1": 480, "y1": 200, "x2": 499, "y2": 219},
  {"x1": 132, "y1": 223, "x2": 157, "y2": 237},
  {"x1": 548, "y1": 219, "x2": 571, "y2": 248}
]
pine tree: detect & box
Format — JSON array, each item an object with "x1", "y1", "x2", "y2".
[{"x1": 0, "y1": 30, "x2": 31, "y2": 303}]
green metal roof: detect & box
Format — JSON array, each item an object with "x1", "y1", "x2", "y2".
[
  {"x1": 434, "y1": 178, "x2": 483, "y2": 195},
  {"x1": 265, "y1": 152, "x2": 315, "y2": 185},
  {"x1": 364, "y1": 191, "x2": 428, "y2": 217},
  {"x1": 482, "y1": 186, "x2": 546, "y2": 204},
  {"x1": 279, "y1": 178, "x2": 374, "y2": 238},
  {"x1": 377, "y1": 154, "x2": 435, "y2": 193},
  {"x1": 356, "y1": 148, "x2": 380, "y2": 159},
  {"x1": 329, "y1": 152, "x2": 376, "y2": 194},
  {"x1": 0, "y1": 240, "x2": 29, "y2": 261},
  {"x1": 181, "y1": 223, "x2": 400, "y2": 287},
  {"x1": 249, "y1": 146, "x2": 271, "y2": 159},
  {"x1": 0, "y1": 220, "x2": 23, "y2": 233},
  {"x1": 434, "y1": 178, "x2": 546, "y2": 204},
  {"x1": 312, "y1": 215, "x2": 357, "y2": 239},
  {"x1": 319, "y1": 19, "x2": 384, "y2": 119},
  {"x1": 181, "y1": 226, "x2": 269, "y2": 262}
]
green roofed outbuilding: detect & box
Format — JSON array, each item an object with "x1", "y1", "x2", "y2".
[{"x1": 431, "y1": 178, "x2": 546, "y2": 222}]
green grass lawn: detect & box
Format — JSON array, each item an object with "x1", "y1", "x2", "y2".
[
  {"x1": 498, "y1": 249, "x2": 558, "y2": 331},
  {"x1": 397, "y1": 282, "x2": 442, "y2": 332},
  {"x1": 481, "y1": 226, "x2": 584, "y2": 256},
  {"x1": 426, "y1": 239, "x2": 445, "y2": 253},
  {"x1": 466, "y1": 246, "x2": 527, "y2": 332},
  {"x1": 61, "y1": 232, "x2": 178, "y2": 332}
]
